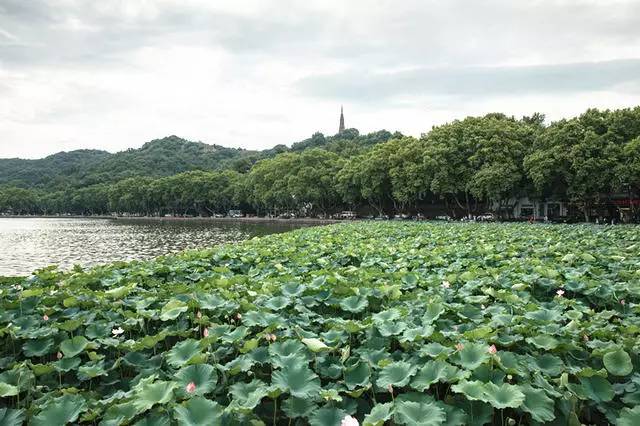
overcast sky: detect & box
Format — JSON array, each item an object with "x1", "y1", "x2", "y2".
[{"x1": 1, "y1": 0, "x2": 639, "y2": 159}]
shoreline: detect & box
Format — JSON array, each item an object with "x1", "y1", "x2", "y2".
[{"x1": 1, "y1": 215, "x2": 343, "y2": 225}]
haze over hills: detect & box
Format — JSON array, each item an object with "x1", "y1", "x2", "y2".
[{"x1": 0, "y1": 130, "x2": 398, "y2": 190}]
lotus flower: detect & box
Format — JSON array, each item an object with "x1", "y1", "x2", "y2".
[
  {"x1": 488, "y1": 344, "x2": 497, "y2": 354},
  {"x1": 186, "y1": 381, "x2": 196, "y2": 393},
  {"x1": 442, "y1": 281, "x2": 451, "y2": 288},
  {"x1": 455, "y1": 343, "x2": 464, "y2": 351},
  {"x1": 556, "y1": 289, "x2": 565, "y2": 297},
  {"x1": 620, "y1": 299, "x2": 625, "y2": 306},
  {"x1": 341, "y1": 415, "x2": 359, "y2": 426},
  {"x1": 112, "y1": 327, "x2": 124, "y2": 336},
  {"x1": 236, "y1": 313, "x2": 242, "y2": 320},
  {"x1": 43, "y1": 314, "x2": 49, "y2": 321},
  {"x1": 203, "y1": 328, "x2": 209, "y2": 338},
  {"x1": 196, "y1": 311, "x2": 202, "y2": 319}
]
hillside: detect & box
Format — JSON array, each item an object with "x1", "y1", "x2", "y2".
[
  {"x1": 0, "y1": 136, "x2": 257, "y2": 190},
  {"x1": 0, "y1": 130, "x2": 398, "y2": 190}
]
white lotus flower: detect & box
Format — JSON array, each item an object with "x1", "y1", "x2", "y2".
[
  {"x1": 341, "y1": 415, "x2": 359, "y2": 426},
  {"x1": 112, "y1": 327, "x2": 124, "y2": 336}
]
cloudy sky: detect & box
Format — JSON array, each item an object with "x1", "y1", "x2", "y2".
[{"x1": 1, "y1": 0, "x2": 639, "y2": 159}]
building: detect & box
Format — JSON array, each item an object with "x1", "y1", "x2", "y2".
[{"x1": 339, "y1": 106, "x2": 345, "y2": 133}]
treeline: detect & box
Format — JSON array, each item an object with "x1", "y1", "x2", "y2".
[{"x1": 1, "y1": 107, "x2": 639, "y2": 220}]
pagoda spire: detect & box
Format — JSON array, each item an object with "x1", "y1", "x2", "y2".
[{"x1": 339, "y1": 105, "x2": 345, "y2": 133}]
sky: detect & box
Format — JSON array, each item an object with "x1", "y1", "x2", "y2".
[{"x1": 1, "y1": 0, "x2": 639, "y2": 159}]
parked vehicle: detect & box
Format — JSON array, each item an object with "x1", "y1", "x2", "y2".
[
  {"x1": 228, "y1": 210, "x2": 243, "y2": 218},
  {"x1": 340, "y1": 211, "x2": 357, "y2": 220},
  {"x1": 478, "y1": 212, "x2": 496, "y2": 221}
]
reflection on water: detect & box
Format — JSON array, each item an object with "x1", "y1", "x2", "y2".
[{"x1": 0, "y1": 218, "x2": 311, "y2": 276}]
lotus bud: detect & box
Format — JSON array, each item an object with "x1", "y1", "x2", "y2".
[
  {"x1": 620, "y1": 299, "x2": 625, "y2": 306},
  {"x1": 455, "y1": 343, "x2": 464, "y2": 351},
  {"x1": 507, "y1": 374, "x2": 513, "y2": 381},
  {"x1": 186, "y1": 382, "x2": 196, "y2": 393},
  {"x1": 488, "y1": 344, "x2": 497, "y2": 354},
  {"x1": 57, "y1": 352, "x2": 63, "y2": 359},
  {"x1": 196, "y1": 311, "x2": 202, "y2": 319},
  {"x1": 203, "y1": 328, "x2": 209, "y2": 338},
  {"x1": 236, "y1": 313, "x2": 242, "y2": 320},
  {"x1": 270, "y1": 334, "x2": 277, "y2": 342},
  {"x1": 43, "y1": 314, "x2": 49, "y2": 321}
]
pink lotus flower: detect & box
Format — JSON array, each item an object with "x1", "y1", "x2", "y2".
[
  {"x1": 57, "y1": 352, "x2": 63, "y2": 359},
  {"x1": 186, "y1": 382, "x2": 196, "y2": 393},
  {"x1": 455, "y1": 343, "x2": 464, "y2": 351},
  {"x1": 488, "y1": 344, "x2": 497, "y2": 354},
  {"x1": 442, "y1": 281, "x2": 451, "y2": 289},
  {"x1": 203, "y1": 328, "x2": 209, "y2": 338},
  {"x1": 341, "y1": 415, "x2": 359, "y2": 426},
  {"x1": 556, "y1": 289, "x2": 565, "y2": 297},
  {"x1": 236, "y1": 313, "x2": 242, "y2": 320},
  {"x1": 43, "y1": 314, "x2": 49, "y2": 321},
  {"x1": 620, "y1": 299, "x2": 626, "y2": 306}
]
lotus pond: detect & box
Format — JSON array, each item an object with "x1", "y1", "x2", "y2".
[{"x1": 1, "y1": 222, "x2": 640, "y2": 425}]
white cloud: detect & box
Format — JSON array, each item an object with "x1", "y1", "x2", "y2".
[{"x1": 0, "y1": 0, "x2": 639, "y2": 158}]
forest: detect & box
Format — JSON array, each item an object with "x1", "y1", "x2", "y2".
[{"x1": 1, "y1": 106, "x2": 639, "y2": 221}]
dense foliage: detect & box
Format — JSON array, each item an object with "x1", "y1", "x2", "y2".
[
  {"x1": 1, "y1": 107, "x2": 640, "y2": 220},
  {"x1": 1, "y1": 222, "x2": 639, "y2": 425}
]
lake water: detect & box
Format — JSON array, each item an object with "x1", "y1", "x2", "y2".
[{"x1": 0, "y1": 218, "x2": 313, "y2": 276}]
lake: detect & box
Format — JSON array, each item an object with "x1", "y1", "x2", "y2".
[{"x1": 0, "y1": 217, "x2": 315, "y2": 276}]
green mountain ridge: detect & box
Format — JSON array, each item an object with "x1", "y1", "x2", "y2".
[{"x1": 0, "y1": 130, "x2": 395, "y2": 190}]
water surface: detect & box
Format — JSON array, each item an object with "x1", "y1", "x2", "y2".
[{"x1": 0, "y1": 218, "x2": 312, "y2": 276}]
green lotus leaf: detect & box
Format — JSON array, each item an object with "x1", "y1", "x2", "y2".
[
  {"x1": 440, "y1": 403, "x2": 467, "y2": 426},
  {"x1": 618, "y1": 406, "x2": 640, "y2": 426},
  {"x1": 603, "y1": 349, "x2": 633, "y2": 376},
  {"x1": 0, "y1": 382, "x2": 19, "y2": 397},
  {"x1": 411, "y1": 360, "x2": 465, "y2": 391},
  {"x1": 377, "y1": 361, "x2": 417, "y2": 390},
  {"x1": 102, "y1": 401, "x2": 139, "y2": 426},
  {"x1": 420, "y1": 342, "x2": 453, "y2": 358},
  {"x1": 373, "y1": 309, "x2": 401, "y2": 324},
  {"x1": 264, "y1": 296, "x2": 289, "y2": 311},
  {"x1": 340, "y1": 295, "x2": 369, "y2": 313},
  {"x1": 400, "y1": 325, "x2": 434, "y2": 342},
  {"x1": 23, "y1": 337, "x2": 54, "y2": 357},
  {"x1": 31, "y1": 394, "x2": 87, "y2": 426},
  {"x1": 133, "y1": 380, "x2": 177, "y2": 412},
  {"x1": 345, "y1": 361, "x2": 371, "y2": 390},
  {"x1": 160, "y1": 299, "x2": 188, "y2": 321},
  {"x1": 166, "y1": 339, "x2": 203, "y2": 368},
  {"x1": 377, "y1": 321, "x2": 407, "y2": 337},
  {"x1": 174, "y1": 364, "x2": 218, "y2": 397},
  {"x1": 301, "y1": 337, "x2": 330, "y2": 352},
  {"x1": 482, "y1": 382, "x2": 525, "y2": 409},
  {"x1": 272, "y1": 364, "x2": 321, "y2": 398},
  {"x1": 53, "y1": 356, "x2": 81, "y2": 372},
  {"x1": 133, "y1": 412, "x2": 171, "y2": 426},
  {"x1": 105, "y1": 283, "x2": 135, "y2": 300},
  {"x1": 78, "y1": 360, "x2": 107, "y2": 380},
  {"x1": 533, "y1": 354, "x2": 564, "y2": 377},
  {"x1": 521, "y1": 385, "x2": 555, "y2": 422},
  {"x1": 578, "y1": 376, "x2": 614, "y2": 402},
  {"x1": 0, "y1": 408, "x2": 25, "y2": 426},
  {"x1": 223, "y1": 355, "x2": 256, "y2": 376},
  {"x1": 451, "y1": 342, "x2": 490, "y2": 370},
  {"x1": 309, "y1": 407, "x2": 347, "y2": 426},
  {"x1": 60, "y1": 335, "x2": 89, "y2": 358},
  {"x1": 422, "y1": 302, "x2": 445, "y2": 324},
  {"x1": 524, "y1": 309, "x2": 561, "y2": 322},
  {"x1": 282, "y1": 396, "x2": 317, "y2": 419},
  {"x1": 363, "y1": 402, "x2": 394, "y2": 426},
  {"x1": 229, "y1": 379, "x2": 269, "y2": 410},
  {"x1": 173, "y1": 396, "x2": 223, "y2": 426},
  {"x1": 450, "y1": 380, "x2": 486, "y2": 401},
  {"x1": 525, "y1": 335, "x2": 559, "y2": 350},
  {"x1": 394, "y1": 400, "x2": 445, "y2": 426}
]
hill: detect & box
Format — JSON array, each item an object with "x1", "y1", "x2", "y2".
[{"x1": 0, "y1": 130, "x2": 398, "y2": 190}]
